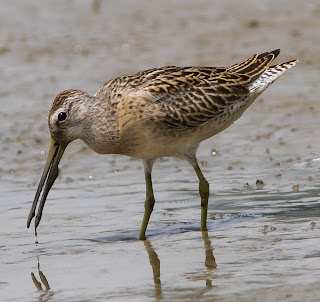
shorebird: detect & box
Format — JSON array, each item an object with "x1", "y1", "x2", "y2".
[{"x1": 27, "y1": 49, "x2": 297, "y2": 240}]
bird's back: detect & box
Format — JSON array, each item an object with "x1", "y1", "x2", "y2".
[{"x1": 93, "y1": 50, "x2": 297, "y2": 159}]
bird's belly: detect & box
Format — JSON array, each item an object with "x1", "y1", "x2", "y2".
[
  {"x1": 122, "y1": 110, "x2": 248, "y2": 159},
  {"x1": 126, "y1": 127, "x2": 202, "y2": 160},
  {"x1": 94, "y1": 98, "x2": 254, "y2": 159}
]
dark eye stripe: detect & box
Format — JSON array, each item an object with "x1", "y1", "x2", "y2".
[{"x1": 58, "y1": 112, "x2": 67, "y2": 121}]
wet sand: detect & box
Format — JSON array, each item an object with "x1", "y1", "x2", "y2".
[{"x1": 0, "y1": 0, "x2": 320, "y2": 301}]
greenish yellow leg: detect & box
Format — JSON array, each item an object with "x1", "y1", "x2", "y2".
[
  {"x1": 195, "y1": 164, "x2": 209, "y2": 231},
  {"x1": 138, "y1": 160, "x2": 155, "y2": 240},
  {"x1": 186, "y1": 155, "x2": 209, "y2": 231}
]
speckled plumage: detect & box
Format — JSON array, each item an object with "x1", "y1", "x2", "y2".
[
  {"x1": 27, "y1": 49, "x2": 297, "y2": 239},
  {"x1": 49, "y1": 50, "x2": 296, "y2": 160}
]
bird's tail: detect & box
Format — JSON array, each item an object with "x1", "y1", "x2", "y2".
[
  {"x1": 227, "y1": 49, "x2": 281, "y2": 82},
  {"x1": 248, "y1": 58, "x2": 298, "y2": 94}
]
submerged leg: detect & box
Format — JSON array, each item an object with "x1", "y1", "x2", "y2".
[
  {"x1": 185, "y1": 155, "x2": 210, "y2": 231},
  {"x1": 138, "y1": 160, "x2": 155, "y2": 240}
]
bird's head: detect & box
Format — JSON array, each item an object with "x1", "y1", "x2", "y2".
[
  {"x1": 27, "y1": 89, "x2": 94, "y2": 230},
  {"x1": 48, "y1": 89, "x2": 94, "y2": 144}
]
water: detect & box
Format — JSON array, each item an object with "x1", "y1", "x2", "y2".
[{"x1": 1, "y1": 0, "x2": 320, "y2": 301}]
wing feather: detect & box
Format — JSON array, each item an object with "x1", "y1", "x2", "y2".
[{"x1": 96, "y1": 50, "x2": 283, "y2": 130}]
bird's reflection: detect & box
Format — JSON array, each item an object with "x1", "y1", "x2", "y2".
[
  {"x1": 143, "y1": 240, "x2": 163, "y2": 300},
  {"x1": 31, "y1": 257, "x2": 54, "y2": 302},
  {"x1": 29, "y1": 232, "x2": 216, "y2": 301},
  {"x1": 202, "y1": 231, "x2": 217, "y2": 270},
  {"x1": 195, "y1": 231, "x2": 217, "y2": 298},
  {"x1": 180, "y1": 231, "x2": 217, "y2": 299},
  {"x1": 143, "y1": 231, "x2": 216, "y2": 300}
]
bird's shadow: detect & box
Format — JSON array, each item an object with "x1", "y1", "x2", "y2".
[{"x1": 89, "y1": 221, "x2": 209, "y2": 243}]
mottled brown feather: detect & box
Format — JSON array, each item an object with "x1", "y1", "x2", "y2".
[{"x1": 94, "y1": 50, "x2": 294, "y2": 131}]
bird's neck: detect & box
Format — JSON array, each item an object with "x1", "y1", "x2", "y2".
[{"x1": 80, "y1": 98, "x2": 122, "y2": 155}]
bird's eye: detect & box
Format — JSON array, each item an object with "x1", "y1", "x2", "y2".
[{"x1": 58, "y1": 112, "x2": 67, "y2": 121}]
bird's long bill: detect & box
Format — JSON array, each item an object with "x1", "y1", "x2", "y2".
[{"x1": 27, "y1": 138, "x2": 66, "y2": 229}]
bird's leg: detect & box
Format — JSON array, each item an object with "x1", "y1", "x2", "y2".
[
  {"x1": 185, "y1": 155, "x2": 209, "y2": 231},
  {"x1": 138, "y1": 160, "x2": 155, "y2": 240},
  {"x1": 195, "y1": 165, "x2": 210, "y2": 231}
]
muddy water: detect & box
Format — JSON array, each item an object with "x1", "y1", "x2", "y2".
[{"x1": 1, "y1": 0, "x2": 320, "y2": 301}]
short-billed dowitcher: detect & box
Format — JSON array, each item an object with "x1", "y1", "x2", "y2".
[{"x1": 27, "y1": 49, "x2": 297, "y2": 240}]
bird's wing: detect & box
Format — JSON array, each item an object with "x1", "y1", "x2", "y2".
[
  {"x1": 96, "y1": 50, "x2": 279, "y2": 130},
  {"x1": 139, "y1": 51, "x2": 278, "y2": 129}
]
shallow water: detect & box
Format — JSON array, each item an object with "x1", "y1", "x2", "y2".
[{"x1": 1, "y1": 1, "x2": 320, "y2": 301}]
